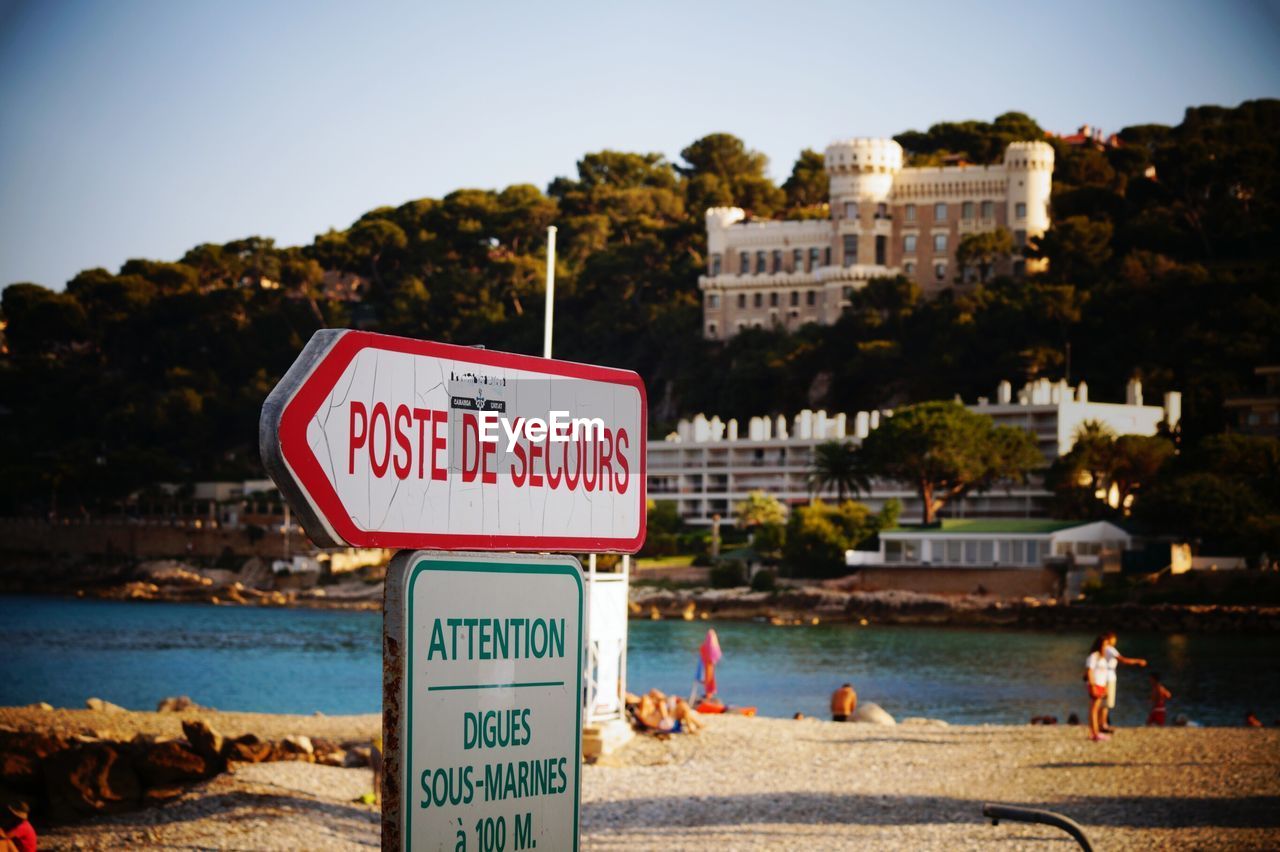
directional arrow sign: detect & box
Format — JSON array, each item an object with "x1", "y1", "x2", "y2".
[{"x1": 260, "y1": 330, "x2": 647, "y2": 552}]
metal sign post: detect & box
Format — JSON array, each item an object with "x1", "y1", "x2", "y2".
[
  {"x1": 383, "y1": 551, "x2": 584, "y2": 852},
  {"x1": 260, "y1": 329, "x2": 647, "y2": 852}
]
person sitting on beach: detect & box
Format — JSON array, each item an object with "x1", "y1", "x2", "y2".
[
  {"x1": 636, "y1": 689, "x2": 676, "y2": 733},
  {"x1": 0, "y1": 801, "x2": 37, "y2": 852},
  {"x1": 1245, "y1": 711, "x2": 1263, "y2": 728},
  {"x1": 831, "y1": 683, "x2": 857, "y2": 722},
  {"x1": 1146, "y1": 672, "x2": 1172, "y2": 726}
]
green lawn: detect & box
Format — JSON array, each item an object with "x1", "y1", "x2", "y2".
[{"x1": 635, "y1": 554, "x2": 698, "y2": 569}]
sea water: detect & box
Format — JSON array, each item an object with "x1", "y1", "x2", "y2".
[{"x1": 1, "y1": 596, "x2": 1277, "y2": 726}]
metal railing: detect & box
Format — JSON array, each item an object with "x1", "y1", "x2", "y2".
[{"x1": 982, "y1": 803, "x2": 1093, "y2": 851}]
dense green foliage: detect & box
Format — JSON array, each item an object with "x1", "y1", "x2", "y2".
[
  {"x1": 2, "y1": 101, "x2": 1278, "y2": 532},
  {"x1": 859, "y1": 402, "x2": 1042, "y2": 524},
  {"x1": 783, "y1": 499, "x2": 900, "y2": 578}
]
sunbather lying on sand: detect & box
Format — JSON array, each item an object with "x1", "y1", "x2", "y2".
[{"x1": 633, "y1": 689, "x2": 703, "y2": 734}]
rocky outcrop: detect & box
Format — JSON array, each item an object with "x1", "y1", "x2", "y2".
[
  {"x1": 852, "y1": 703, "x2": 896, "y2": 726},
  {"x1": 156, "y1": 695, "x2": 213, "y2": 713},
  {"x1": 0, "y1": 716, "x2": 379, "y2": 824},
  {"x1": 182, "y1": 719, "x2": 224, "y2": 769},
  {"x1": 135, "y1": 740, "x2": 214, "y2": 786},
  {"x1": 223, "y1": 733, "x2": 274, "y2": 764},
  {"x1": 85, "y1": 698, "x2": 127, "y2": 713},
  {"x1": 629, "y1": 586, "x2": 1280, "y2": 633},
  {"x1": 44, "y1": 742, "x2": 142, "y2": 818}
]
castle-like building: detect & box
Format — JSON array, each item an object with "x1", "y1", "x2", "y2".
[{"x1": 700, "y1": 138, "x2": 1054, "y2": 340}]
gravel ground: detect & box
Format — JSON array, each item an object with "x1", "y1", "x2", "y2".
[{"x1": 22, "y1": 712, "x2": 1280, "y2": 850}]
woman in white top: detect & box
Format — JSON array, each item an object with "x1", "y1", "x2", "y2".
[
  {"x1": 1100, "y1": 631, "x2": 1147, "y2": 733},
  {"x1": 1084, "y1": 635, "x2": 1113, "y2": 741}
]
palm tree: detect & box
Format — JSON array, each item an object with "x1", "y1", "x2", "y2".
[{"x1": 808, "y1": 441, "x2": 870, "y2": 502}]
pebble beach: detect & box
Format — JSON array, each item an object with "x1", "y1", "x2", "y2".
[{"x1": 4, "y1": 706, "x2": 1277, "y2": 850}]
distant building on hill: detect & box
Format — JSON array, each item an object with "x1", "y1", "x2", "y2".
[
  {"x1": 646, "y1": 378, "x2": 1179, "y2": 525},
  {"x1": 320, "y1": 270, "x2": 370, "y2": 302},
  {"x1": 1049, "y1": 124, "x2": 1122, "y2": 151},
  {"x1": 699, "y1": 137, "x2": 1054, "y2": 340},
  {"x1": 1224, "y1": 366, "x2": 1280, "y2": 438}
]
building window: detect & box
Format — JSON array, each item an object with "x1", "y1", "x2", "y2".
[
  {"x1": 737, "y1": 293, "x2": 746, "y2": 309},
  {"x1": 876, "y1": 202, "x2": 888, "y2": 219},
  {"x1": 753, "y1": 292, "x2": 763, "y2": 308},
  {"x1": 809, "y1": 247, "x2": 820, "y2": 269},
  {"x1": 755, "y1": 251, "x2": 767, "y2": 274},
  {"x1": 981, "y1": 200, "x2": 994, "y2": 219},
  {"x1": 1014, "y1": 229, "x2": 1027, "y2": 249},
  {"x1": 904, "y1": 261, "x2": 915, "y2": 275},
  {"x1": 790, "y1": 290, "x2": 799, "y2": 307},
  {"x1": 823, "y1": 247, "x2": 832, "y2": 266},
  {"x1": 1016, "y1": 202, "x2": 1027, "y2": 219},
  {"x1": 739, "y1": 251, "x2": 749, "y2": 274},
  {"x1": 806, "y1": 290, "x2": 816, "y2": 306},
  {"x1": 905, "y1": 204, "x2": 916, "y2": 222},
  {"x1": 934, "y1": 262, "x2": 947, "y2": 281},
  {"x1": 875, "y1": 234, "x2": 886, "y2": 265},
  {"x1": 844, "y1": 201, "x2": 858, "y2": 220},
  {"x1": 707, "y1": 322, "x2": 718, "y2": 337},
  {"x1": 841, "y1": 286, "x2": 854, "y2": 301},
  {"x1": 904, "y1": 234, "x2": 917, "y2": 253},
  {"x1": 885, "y1": 541, "x2": 902, "y2": 563},
  {"x1": 792, "y1": 248, "x2": 803, "y2": 271},
  {"x1": 772, "y1": 249, "x2": 783, "y2": 273},
  {"x1": 979, "y1": 541, "x2": 994, "y2": 563},
  {"x1": 711, "y1": 254, "x2": 722, "y2": 275},
  {"x1": 934, "y1": 202, "x2": 947, "y2": 220},
  {"x1": 707, "y1": 293, "x2": 720, "y2": 309},
  {"x1": 842, "y1": 234, "x2": 858, "y2": 267},
  {"x1": 945, "y1": 540, "x2": 962, "y2": 563},
  {"x1": 1025, "y1": 540, "x2": 1040, "y2": 563},
  {"x1": 933, "y1": 233, "x2": 948, "y2": 252},
  {"x1": 769, "y1": 291, "x2": 779, "y2": 307},
  {"x1": 962, "y1": 201, "x2": 974, "y2": 220}
]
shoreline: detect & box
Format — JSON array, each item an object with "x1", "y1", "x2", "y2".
[{"x1": 3, "y1": 583, "x2": 1279, "y2": 633}]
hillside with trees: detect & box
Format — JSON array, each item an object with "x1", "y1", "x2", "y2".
[{"x1": 1, "y1": 101, "x2": 1277, "y2": 552}]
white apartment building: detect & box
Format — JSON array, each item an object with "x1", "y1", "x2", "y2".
[
  {"x1": 647, "y1": 378, "x2": 1180, "y2": 525},
  {"x1": 700, "y1": 137, "x2": 1054, "y2": 340}
]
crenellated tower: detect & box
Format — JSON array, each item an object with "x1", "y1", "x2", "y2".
[
  {"x1": 1003, "y1": 141, "x2": 1055, "y2": 270},
  {"x1": 823, "y1": 138, "x2": 904, "y2": 206}
]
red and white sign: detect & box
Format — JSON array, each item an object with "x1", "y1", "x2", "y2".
[{"x1": 260, "y1": 330, "x2": 647, "y2": 552}]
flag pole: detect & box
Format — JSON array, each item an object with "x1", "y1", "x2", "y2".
[{"x1": 543, "y1": 226, "x2": 557, "y2": 359}]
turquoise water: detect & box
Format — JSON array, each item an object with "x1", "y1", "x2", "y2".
[{"x1": 1, "y1": 596, "x2": 1277, "y2": 726}]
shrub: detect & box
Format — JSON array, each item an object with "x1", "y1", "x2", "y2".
[
  {"x1": 710, "y1": 562, "x2": 746, "y2": 588},
  {"x1": 750, "y1": 569, "x2": 777, "y2": 592}
]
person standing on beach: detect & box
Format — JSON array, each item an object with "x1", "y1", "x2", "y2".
[
  {"x1": 1101, "y1": 631, "x2": 1147, "y2": 732},
  {"x1": 831, "y1": 683, "x2": 857, "y2": 722},
  {"x1": 1085, "y1": 636, "x2": 1111, "y2": 741}
]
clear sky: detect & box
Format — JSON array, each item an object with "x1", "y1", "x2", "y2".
[{"x1": 1, "y1": 0, "x2": 1278, "y2": 291}]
